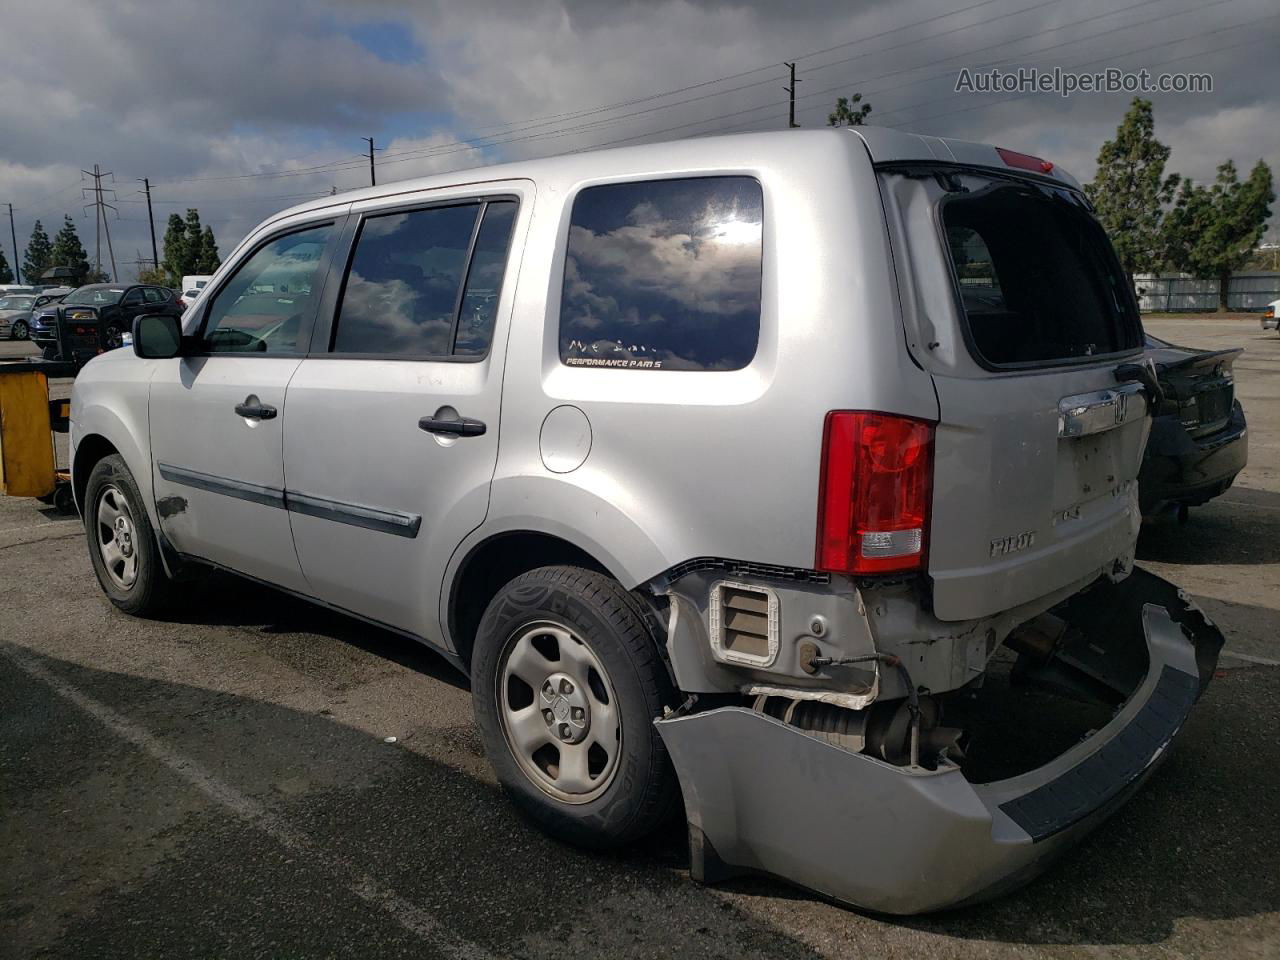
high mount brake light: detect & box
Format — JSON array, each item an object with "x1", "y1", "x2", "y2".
[
  {"x1": 996, "y1": 147, "x2": 1054, "y2": 174},
  {"x1": 816, "y1": 412, "x2": 934, "y2": 575}
]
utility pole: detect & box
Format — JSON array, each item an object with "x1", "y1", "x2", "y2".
[
  {"x1": 82, "y1": 165, "x2": 119, "y2": 282},
  {"x1": 4, "y1": 203, "x2": 19, "y2": 283},
  {"x1": 362, "y1": 137, "x2": 378, "y2": 187},
  {"x1": 138, "y1": 177, "x2": 158, "y2": 267},
  {"x1": 784, "y1": 62, "x2": 802, "y2": 129}
]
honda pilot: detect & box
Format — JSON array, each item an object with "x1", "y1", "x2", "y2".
[{"x1": 69, "y1": 128, "x2": 1221, "y2": 914}]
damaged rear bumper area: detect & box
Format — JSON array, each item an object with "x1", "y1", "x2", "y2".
[{"x1": 655, "y1": 569, "x2": 1222, "y2": 915}]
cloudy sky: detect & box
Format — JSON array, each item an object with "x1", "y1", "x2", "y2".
[{"x1": 2, "y1": 0, "x2": 1276, "y2": 282}]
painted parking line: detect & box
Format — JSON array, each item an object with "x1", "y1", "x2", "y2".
[
  {"x1": 0, "y1": 642, "x2": 501, "y2": 960},
  {"x1": 1221, "y1": 648, "x2": 1280, "y2": 667}
]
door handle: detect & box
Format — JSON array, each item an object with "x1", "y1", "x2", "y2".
[
  {"x1": 418, "y1": 415, "x2": 486, "y2": 437},
  {"x1": 235, "y1": 397, "x2": 277, "y2": 420}
]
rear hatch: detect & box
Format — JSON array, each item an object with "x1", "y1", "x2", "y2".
[{"x1": 877, "y1": 159, "x2": 1148, "y2": 622}]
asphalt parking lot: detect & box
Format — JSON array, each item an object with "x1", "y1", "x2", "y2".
[{"x1": 2, "y1": 318, "x2": 1278, "y2": 960}]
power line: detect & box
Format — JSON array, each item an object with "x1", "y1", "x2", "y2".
[
  {"x1": 82, "y1": 165, "x2": 118, "y2": 282},
  {"x1": 784, "y1": 62, "x2": 801, "y2": 128},
  {"x1": 3, "y1": 203, "x2": 20, "y2": 284},
  {"x1": 144, "y1": 0, "x2": 1066, "y2": 186},
  {"x1": 573, "y1": 0, "x2": 1227, "y2": 151},
  {"x1": 138, "y1": 178, "x2": 158, "y2": 268},
  {"x1": 362, "y1": 136, "x2": 379, "y2": 187}
]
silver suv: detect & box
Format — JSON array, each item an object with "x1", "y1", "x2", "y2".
[{"x1": 71, "y1": 128, "x2": 1221, "y2": 914}]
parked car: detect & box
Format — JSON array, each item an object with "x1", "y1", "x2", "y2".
[
  {"x1": 34, "y1": 286, "x2": 73, "y2": 306},
  {"x1": 0, "y1": 284, "x2": 36, "y2": 296},
  {"x1": 39, "y1": 283, "x2": 182, "y2": 360},
  {"x1": 0, "y1": 293, "x2": 38, "y2": 339},
  {"x1": 1139, "y1": 333, "x2": 1247, "y2": 518},
  {"x1": 1262, "y1": 299, "x2": 1279, "y2": 331},
  {"x1": 70, "y1": 129, "x2": 1222, "y2": 915}
]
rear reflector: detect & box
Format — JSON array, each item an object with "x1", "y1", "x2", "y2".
[
  {"x1": 996, "y1": 147, "x2": 1054, "y2": 174},
  {"x1": 816, "y1": 412, "x2": 934, "y2": 575}
]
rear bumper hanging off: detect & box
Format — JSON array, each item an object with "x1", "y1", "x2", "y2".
[{"x1": 654, "y1": 568, "x2": 1222, "y2": 915}]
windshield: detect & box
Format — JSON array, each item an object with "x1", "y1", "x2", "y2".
[
  {"x1": 0, "y1": 296, "x2": 35, "y2": 310},
  {"x1": 941, "y1": 177, "x2": 1141, "y2": 367},
  {"x1": 64, "y1": 287, "x2": 126, "y2": 306}
]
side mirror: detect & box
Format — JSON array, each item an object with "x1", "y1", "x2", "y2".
[{"x1": 133, "y1": 313, "x2": 183, "y2": 359}]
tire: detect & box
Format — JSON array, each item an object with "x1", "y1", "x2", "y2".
[
  {"x1": 11, "y1": 319, "x2": 28, "y2": 341},
  {"x1": 41, "y1": 345, "x2": 59, "y2": 361},
  {"x1": 84, "y1": 454, "x2": 177, "y2": 616},
  {"x1": 472, "y1": 565, "x2": 680, "y2": 849},
  {"x1": 103, "y1": 324, "x2": 123, "y2": 350}
]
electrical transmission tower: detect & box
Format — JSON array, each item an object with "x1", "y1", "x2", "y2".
[{"x1": 82, "y1": 164, "x2": 119, "y2": 281}]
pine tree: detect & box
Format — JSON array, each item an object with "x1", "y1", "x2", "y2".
[
  {"x1": 1164, "y1": 159, "x2": 1275, "y2": 311},
  {"x1": 827, "y1": 93, "x2": 872, "y2": 127},
  {"x1": 0, "y1": 247, "x2": 12, "y2": 284},
  {"x1": 197, "y1": 225, "x2": 221, "y2": 273},
  {"x1": 50, "y1": 215, "x2": 92, "y2": 286},
  {"x1": 23, "y1": 220, "x2": 53, "y2": 285},
  {"x1": 183, "y1": 209, "x2": 203, "y2": 271},
  {"x1": 161, "y1": 213, "x2": 188, "y2": 288},
  {"x1": 1086, "y1": 98, "x2": 1180, "y2": 285}
]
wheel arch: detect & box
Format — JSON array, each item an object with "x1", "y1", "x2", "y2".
[
  {"x1": 72, "y1": 433, "x2": 121, "y2": 515},
  {"x1": 445, "y1": 529, "x2": 618, "y2": 674}
]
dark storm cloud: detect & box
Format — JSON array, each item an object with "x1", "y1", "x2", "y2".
[{"x1": 2, "y1": 0, "x2": 1275, "y2": 283}]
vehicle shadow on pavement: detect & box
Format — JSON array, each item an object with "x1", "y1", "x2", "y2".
[
  {"x1": 1138, "y1": 486, "x2": 1280, "y2": 565},
  {"x1": 156, "y1": 571, "x2": 471, "y2": 691},
  {"x1": 0, "y1": 647, "x2": 810, "y2": 960}
]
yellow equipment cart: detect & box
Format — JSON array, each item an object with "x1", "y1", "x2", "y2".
[{"x1": 0, "y1": 359, "x2": 77, "y2": 513}]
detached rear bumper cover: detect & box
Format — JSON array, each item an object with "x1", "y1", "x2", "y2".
[{"x1": 655, "y1": 569, "x2": 1221, "y2": 915}]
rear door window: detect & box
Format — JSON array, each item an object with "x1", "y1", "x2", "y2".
[
  {"x1": 559, "y1": 176, "x2": 762, "y2": 371},
  {"x1": 942, "y1": 183, "x2": 1140, "y2": 367}
]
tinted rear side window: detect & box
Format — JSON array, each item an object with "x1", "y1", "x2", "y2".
[
  {"x1": 333, "y1": 203, "x2": 480, "y2": 356},
  {"x1": 942, "y1": 183, "x2": 1140, "y2": 366},
  {"x1": 559, "y1": 176, "x2": 763, "y2": 371}
]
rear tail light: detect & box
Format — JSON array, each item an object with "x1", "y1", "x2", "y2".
[
  {"x1": 176, "y1": 297, "x2": 187, "y2": 309},
  {"x1": 816, "y1": 412, "x2": 934, "y2": 575}
]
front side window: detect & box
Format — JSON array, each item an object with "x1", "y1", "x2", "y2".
[
  {"x1": 942, "y1": 182, "x2": 1140, "y2": 366},
  {"x1": 559, "y1": 176, "x2": 763, "y2": 371},
  {"x1": 143, "y1": 287, "x2": 167, "y2": 304},
  {"x1": 201, "y1": 224, "x2": 333, "y2": 354}
]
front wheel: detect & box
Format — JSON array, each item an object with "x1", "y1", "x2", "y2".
[
  {"x1": 11, "y1": 319, "x2": 28, "y2": 341},
  {"x1": 84, "y1": 454, "x2": 178, "y2": 616},
  {"x1": 472, "y1": 566, "x2": 680, "y2": 849}
]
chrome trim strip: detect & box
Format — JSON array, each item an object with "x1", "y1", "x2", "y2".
[
  {"x1": 286, "y1": 490, "x2": 422, "y2": 539},
  {"x1": 157, "y1": 462, "x2": 284, "y2": 508},
  {"x1": 1058, "y1": 381, "x2": 1146, "y2": 438},
  {"x1": 156, "y1": 463, "x2": 421, "y2": 538}
]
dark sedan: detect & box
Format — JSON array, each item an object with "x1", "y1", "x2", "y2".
[
  {"x1": 1140, "y1": 333, "x2": 1247, "y2": 519},
  {"x1": 34, "y1": 283, "x2": 182, "y2": 360}
]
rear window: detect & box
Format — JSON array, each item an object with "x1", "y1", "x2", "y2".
[
  {"x1": 559, "y1": 176, "x2": 762, "y2": 371},
  {"x1": 942, "y1": 182, "x2": 1140, "y2": 366}
]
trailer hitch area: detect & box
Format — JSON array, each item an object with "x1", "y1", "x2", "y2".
[{"x1": 654, "y1": 567, "x2": 1222, "y2": 915}]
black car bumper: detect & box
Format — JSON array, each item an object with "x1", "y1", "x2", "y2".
[{"x1": 1140, "y1": 402, "x2": 1247, "y2": 513}]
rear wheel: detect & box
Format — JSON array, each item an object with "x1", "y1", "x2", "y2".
[
  {"x1": 472, "y1": 566, "x2": 679, "y2": 849},
  {"x1": 84, "y1": 454, "x2": 178, "y2": 616}
]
